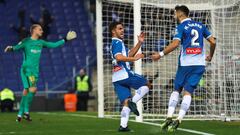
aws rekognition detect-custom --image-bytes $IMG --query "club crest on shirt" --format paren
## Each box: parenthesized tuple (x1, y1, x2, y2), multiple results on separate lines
(113, 65, 123, 72)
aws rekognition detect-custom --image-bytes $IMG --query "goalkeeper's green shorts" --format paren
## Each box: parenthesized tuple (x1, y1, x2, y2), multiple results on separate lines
(20, 68, 38, 89)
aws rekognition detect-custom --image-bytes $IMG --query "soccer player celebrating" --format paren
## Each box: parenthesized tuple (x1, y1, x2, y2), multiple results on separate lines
(4, 24, 77, 122)
(152, 5, 216, 132)
(109, 22, 151, 132)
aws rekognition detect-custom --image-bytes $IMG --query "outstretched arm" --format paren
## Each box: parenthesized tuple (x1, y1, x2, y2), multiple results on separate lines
(128, 32, 144, 57)
(42, 39, 65, 48)
(152, 39, 180, 60)
(43, 31, 77, 48)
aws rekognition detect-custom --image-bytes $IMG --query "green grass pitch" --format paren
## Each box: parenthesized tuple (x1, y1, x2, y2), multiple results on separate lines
(0, 112, 239, 135)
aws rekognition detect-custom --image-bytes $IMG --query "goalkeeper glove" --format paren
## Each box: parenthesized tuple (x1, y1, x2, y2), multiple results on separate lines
(4, 46, 13, 52)
(65, 31, 77, 41)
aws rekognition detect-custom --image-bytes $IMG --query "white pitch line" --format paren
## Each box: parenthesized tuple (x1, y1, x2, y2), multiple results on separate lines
(140, 121, 215, 135)
(38, 112, 215, 135)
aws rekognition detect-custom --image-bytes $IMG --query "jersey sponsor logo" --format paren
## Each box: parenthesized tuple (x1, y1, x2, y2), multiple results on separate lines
(30, 49, 41, 54)
(186, 48, 202, 54)
(113, 65, 123, 72)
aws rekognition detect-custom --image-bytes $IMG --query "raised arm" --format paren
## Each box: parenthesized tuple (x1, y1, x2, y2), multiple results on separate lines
(128, 32, 144, 57)
(152, 25, 183, 61)
(151, 39, 180, 61)
(113, 39, 144, 62)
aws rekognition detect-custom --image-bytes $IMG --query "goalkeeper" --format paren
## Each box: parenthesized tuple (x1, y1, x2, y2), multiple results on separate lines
(4, 24, 77, 122)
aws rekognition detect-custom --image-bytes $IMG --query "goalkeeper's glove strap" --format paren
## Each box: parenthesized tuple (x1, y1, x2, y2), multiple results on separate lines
(8, 46, 14, 52)
(64, 37, 68, 42)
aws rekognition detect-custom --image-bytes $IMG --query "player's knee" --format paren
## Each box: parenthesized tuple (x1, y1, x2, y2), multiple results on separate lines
(146, 81, 152, 89)
(29, 87, 37, 93)
(23, 89, 28, 96)
(183, 90, 191, 96)
(123, 99, 129, 106)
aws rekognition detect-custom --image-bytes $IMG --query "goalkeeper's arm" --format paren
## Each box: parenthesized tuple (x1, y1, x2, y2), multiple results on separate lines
(4, 40, 25, 52)
(43, 31, 77, 48)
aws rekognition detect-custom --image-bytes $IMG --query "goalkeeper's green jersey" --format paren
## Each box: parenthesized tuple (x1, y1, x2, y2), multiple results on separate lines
(13, 37, 65, 75)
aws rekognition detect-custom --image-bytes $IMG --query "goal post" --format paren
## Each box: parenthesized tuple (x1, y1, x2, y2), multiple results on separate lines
(133, 0, 143, 122)
(96, 0, 104, 118)
(97, 0, 240, 121)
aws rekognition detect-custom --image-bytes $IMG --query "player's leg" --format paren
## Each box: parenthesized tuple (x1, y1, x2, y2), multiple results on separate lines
(119, 99, 131, 132)
(23, 75, 38, 121)
(17, 69, 30, 122)
(125, 74, 149, 116)
(23, 86, 36, 121)
(160, 67, 184, 130)
(168, 66, 205, 132)
(113, 82, 131, 132)
(160, 90, 181, 131)
(130, 74, 150, 103)
(16, 89, 28, 122)
(168, 90, 191, 132)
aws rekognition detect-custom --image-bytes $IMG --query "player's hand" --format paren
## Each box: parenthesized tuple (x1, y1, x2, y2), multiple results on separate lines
(138, 32, 145, 44)
(66, 31, 77, 41)
(4, 46, 13, 52)
(134, 53, 144, 61)
(151, 52, 161, 61)
(205, 55, 212, 62)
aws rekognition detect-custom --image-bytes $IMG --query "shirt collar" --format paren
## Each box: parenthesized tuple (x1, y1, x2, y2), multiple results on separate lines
(112, 37, 123, 42)
(181, 18, 191, 23)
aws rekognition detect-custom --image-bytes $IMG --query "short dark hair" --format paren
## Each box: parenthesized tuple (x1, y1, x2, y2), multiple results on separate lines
(109, 21, 123, 36)
(175, 5, 189, 17)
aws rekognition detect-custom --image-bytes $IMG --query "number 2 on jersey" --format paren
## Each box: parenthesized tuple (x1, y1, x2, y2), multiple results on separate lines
(191, 29, 200, 46)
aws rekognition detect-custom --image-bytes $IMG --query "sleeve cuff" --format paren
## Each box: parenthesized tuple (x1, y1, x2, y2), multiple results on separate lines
(173, 37, 181, 41)
(114, 53, 122, 57)
(159, 51, 164, 57)
(206, 34, 212, 39)
(63, 38, 67, 42)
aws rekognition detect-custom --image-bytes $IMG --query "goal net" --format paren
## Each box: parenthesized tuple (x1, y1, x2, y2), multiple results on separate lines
(96, 0, 240, 121)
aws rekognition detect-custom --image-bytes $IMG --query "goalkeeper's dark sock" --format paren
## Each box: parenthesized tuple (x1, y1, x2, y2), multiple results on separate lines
(18, 95, 27, 117)
(24, 92, 35, 113)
